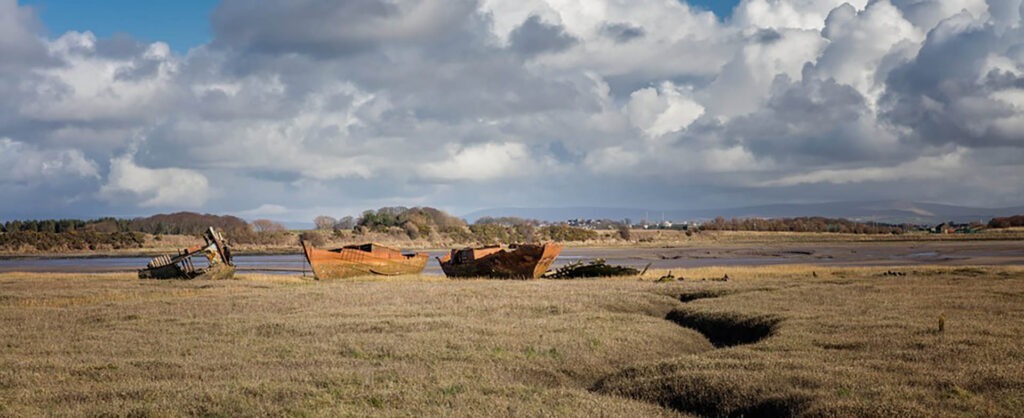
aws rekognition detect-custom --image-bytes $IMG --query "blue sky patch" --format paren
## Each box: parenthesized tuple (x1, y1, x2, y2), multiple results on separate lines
(22, 0, 218, 53)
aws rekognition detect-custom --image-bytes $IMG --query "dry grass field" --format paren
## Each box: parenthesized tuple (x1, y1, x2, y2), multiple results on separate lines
(1, 265, 1022, 416)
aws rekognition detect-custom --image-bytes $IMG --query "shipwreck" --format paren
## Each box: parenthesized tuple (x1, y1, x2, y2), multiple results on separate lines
(301, 242, 429, 279)
(438, 242, 562, 279)
(545, 259, 650, 279)
(138, 227, 234, 280)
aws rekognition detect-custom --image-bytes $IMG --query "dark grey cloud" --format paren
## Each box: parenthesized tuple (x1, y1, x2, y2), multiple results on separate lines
(600, 22, 646, 43)
(93, 33, 150, 59)
(211, 0, 397, 56)
(726, 73, 891, 165)
(752, 28, 782, 44)
(508, 15, 578, 56)
(888, 0, 997, 30)
(113, 56, 164, 81)
(211, 0, 480, 58)
(882, 13, 1024, 147)
(0, 0, 53, 71)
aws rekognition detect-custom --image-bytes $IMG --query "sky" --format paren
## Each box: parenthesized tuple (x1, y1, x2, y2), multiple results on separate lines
(1, 0, 1023, 223)
(20, 0, 219, 53)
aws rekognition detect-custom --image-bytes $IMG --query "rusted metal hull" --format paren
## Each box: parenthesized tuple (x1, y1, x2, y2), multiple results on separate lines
(438, 243, 562, 279)
(301, 241, 429, 279)
(138, 227, 235, 280)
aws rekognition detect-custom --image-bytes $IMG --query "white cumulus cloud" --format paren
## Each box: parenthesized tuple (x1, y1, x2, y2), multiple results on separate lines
(100, 154, 209, 208)
(626, 82, 704, 137)
(420, 142, 538, 181)
(0, 137, 99, 182)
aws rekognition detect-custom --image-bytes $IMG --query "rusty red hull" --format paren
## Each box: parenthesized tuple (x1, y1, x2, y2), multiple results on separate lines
(438, 243, 562, 279)
(301, 242, 429, 279)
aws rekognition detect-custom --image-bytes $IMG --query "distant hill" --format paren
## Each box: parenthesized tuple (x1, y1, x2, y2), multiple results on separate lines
(463, 201, 1024, 225)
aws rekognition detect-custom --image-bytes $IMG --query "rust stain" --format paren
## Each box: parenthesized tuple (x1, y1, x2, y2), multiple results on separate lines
(438, 243, 562, 279)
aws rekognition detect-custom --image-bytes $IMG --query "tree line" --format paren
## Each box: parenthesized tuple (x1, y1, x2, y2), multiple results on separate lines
(987, 215, 1024, 228)
(1, 213, 250, 235)
(309, 208, 598, 243)
(696, 216, 907, 234)
(0, 212, 292, 248)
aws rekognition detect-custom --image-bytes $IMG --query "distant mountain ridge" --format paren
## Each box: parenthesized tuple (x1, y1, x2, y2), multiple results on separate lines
(463, 201, 1024, 225)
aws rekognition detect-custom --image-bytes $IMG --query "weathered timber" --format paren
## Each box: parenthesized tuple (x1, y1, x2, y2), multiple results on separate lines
(545, 259, 649, 279)
(138, 227, 235, 280)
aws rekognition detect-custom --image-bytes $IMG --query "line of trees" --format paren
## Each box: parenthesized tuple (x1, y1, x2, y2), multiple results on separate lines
(312, 207, 468, 239)
(0, 208, 610, 251)
(987, 215, 1024, 228)
(0, 231, 146, 252)
(699, 216, 907, 234)
(1, 213, 252, 236)
(0, 213, 292, 247)
(1, 218, 128, 234)
(310, 208, 601, 243)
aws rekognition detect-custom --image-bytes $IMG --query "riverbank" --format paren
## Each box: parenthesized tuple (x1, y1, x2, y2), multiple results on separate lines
(2, 228, 1022, 259)
(3, 240, 1022, 276)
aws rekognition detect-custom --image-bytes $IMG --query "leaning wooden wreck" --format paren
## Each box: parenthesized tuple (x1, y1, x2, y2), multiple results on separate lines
(438, 243, 562, 279)
(301, 242, 429, 279)
(139, 227, 234, 280)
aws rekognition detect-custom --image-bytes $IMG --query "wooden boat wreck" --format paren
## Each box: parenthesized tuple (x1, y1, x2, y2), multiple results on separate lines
(438, 243, 562, 279)
(545, 259, 650, 279)
(301, 242, 429, 279)
(139, 227, 234, 280)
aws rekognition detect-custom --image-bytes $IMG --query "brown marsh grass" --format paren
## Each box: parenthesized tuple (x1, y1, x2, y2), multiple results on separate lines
(1, 265, 1022, 416)
(603, 265, 1024, 416)
(0, 272, 702, 416)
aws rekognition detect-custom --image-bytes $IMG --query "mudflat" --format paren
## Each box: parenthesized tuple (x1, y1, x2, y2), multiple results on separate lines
(562, 239, 1024, 269)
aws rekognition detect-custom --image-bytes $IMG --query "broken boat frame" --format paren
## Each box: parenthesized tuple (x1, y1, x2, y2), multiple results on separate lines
(138, 227, 235, 280)
(544, 258, 651, 279)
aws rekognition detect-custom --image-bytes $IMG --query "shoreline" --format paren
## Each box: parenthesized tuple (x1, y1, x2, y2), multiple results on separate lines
(1, 232, 1022, 259)
(3, 240, 1022, 275)
(0, 248, 303, 260)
